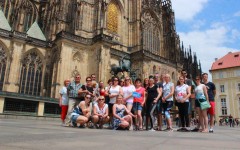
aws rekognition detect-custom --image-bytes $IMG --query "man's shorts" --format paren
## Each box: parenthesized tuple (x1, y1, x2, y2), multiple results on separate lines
(208, 101, 215, 115)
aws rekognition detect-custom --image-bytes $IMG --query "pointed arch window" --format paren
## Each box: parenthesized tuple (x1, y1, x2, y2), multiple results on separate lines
(0, 45, 7, 91)
(107, 2, 119, 33)
(19, 51, 43, 96)
(142, 12, 160, 55)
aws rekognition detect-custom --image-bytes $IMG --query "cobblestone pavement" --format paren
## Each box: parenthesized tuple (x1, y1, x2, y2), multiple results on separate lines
(0, 119, 240, 150)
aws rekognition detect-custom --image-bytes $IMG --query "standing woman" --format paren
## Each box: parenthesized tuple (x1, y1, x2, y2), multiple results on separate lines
(146, 77, 162, 131)
(194, 76, 209, 133)
(175, 76, 191, 131)
(98, 81, 106, 97)
(143, 78, 149, 89)
(59, 79, 70, 126)
(108, 77, 123, 118)
(162, 74, 174, 132)
(112, 95, 135, 130)
(133, 78, 146, 130)
(123, 76, 136, 111)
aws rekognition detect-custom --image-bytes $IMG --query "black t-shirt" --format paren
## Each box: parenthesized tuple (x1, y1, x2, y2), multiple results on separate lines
(155, 82, 163, 89)
(156, 82, 163, 100)
(185, 79, 192, 86)
(147, 85, 159, 104)
(204, 82, 216, 101)
(81, 85, 94, 94)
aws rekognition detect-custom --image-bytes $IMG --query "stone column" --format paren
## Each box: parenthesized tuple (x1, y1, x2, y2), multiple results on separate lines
(99, 45, 111, 83)
(0, 97, 5, 113)
(5, 41, 23, 93)
(38, 102, 45, 116)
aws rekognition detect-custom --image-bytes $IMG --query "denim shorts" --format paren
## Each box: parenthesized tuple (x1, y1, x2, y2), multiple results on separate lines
(71, 115, 80, 123)
(133, 102, 143, 111)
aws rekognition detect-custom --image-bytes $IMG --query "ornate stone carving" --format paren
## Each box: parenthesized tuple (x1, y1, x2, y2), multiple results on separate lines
(72, 69, 79, 78)
(73, 51, 83, 62)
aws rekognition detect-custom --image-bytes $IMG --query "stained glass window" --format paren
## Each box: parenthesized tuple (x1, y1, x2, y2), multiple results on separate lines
(107, 2, 119, 33)
(19, 51, 43, 96)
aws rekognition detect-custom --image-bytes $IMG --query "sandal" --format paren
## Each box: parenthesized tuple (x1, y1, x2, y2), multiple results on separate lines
(156, 127, 162, 131)
(139, 127, 143, 131)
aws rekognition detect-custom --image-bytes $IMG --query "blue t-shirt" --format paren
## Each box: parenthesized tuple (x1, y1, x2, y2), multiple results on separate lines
(204, 82, 216, 101)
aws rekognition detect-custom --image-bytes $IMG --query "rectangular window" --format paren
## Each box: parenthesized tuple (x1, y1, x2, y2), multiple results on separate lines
(238, 83, 240, 92)
(219, 72, 224, 78)
(220, 85, 225, 93)
(236, 70, 240, 77)
(239, 97, 240, 110)
(221, 98, 227, 115)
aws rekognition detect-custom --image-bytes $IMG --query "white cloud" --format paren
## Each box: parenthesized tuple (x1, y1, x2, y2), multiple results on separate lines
(234, 11, 240, 17)
(171, 0, 209, 21)
(179, 24, 239, 75)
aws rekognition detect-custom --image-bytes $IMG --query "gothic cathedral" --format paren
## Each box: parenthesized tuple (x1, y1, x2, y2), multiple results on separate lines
(0, 0, 200, 100)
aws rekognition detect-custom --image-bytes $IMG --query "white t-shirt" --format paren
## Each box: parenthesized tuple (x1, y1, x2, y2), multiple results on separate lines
(175, 84, 189, 102)
(94, 103, 108, 115)
(163, 82, 174, 101)
(59, 86, 69, 105)
(109, 85, 121, 104)
(122, 85, 136, 103)
(195, 84, 206, 99)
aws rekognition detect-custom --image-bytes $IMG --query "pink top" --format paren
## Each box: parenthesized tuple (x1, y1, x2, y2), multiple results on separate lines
(133, 87, 145, 103)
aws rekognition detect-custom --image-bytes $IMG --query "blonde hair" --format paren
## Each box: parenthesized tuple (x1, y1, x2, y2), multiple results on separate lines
(165, 74, 171, 81)
(92, 81, 97, 88)
(64, 79, 70, 86)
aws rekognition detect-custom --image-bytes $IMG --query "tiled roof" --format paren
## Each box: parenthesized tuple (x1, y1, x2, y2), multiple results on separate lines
(27, 21, 46, 41)
(0, 9, 11, 31)
(210, 51, 240, 71)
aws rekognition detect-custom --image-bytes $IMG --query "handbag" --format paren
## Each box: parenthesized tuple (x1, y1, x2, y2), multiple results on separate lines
(198, 99, 211, 110)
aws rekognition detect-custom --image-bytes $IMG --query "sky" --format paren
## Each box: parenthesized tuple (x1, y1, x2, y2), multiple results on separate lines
(171, 0, 240, 78)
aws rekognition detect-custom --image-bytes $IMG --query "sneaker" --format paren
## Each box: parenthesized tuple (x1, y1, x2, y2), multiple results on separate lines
(177, 128, 183, 132)
(129, 126, 133, 131)
(149, 128, 155, 131)
(182, 127, 190, 132)
(209, 128, 214, 133)
(191, 128, 199, 132)
(72, 122, 77, 127)
(78, 124, 86, 128)
(166, 128, 173, 132)
(163, 127, 170, 131)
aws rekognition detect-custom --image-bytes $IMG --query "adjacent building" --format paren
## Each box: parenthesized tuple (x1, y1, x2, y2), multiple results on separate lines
(210, 52, 240, 121)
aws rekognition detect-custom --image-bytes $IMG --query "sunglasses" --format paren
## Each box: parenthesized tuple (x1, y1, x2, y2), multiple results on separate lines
(114, 80, 119, 81)
(86, 80, 92, 81)
(75, 77, 80, 78)
(196, 79, 200, 80)
(99, 99, 104, 101)
(85, 97, 91, 99)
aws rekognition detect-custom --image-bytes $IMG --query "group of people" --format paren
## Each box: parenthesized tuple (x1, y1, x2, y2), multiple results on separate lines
(219, 115, 239, 127)
(59, 70, 216, 133)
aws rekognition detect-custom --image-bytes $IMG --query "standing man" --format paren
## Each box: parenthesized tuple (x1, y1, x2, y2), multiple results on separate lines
(65, 74, 84, 126)
(154, 73, 163, 131)
(91, 74, 98, 89)
(202, 73, 216, 133)
(181, 70, 192, 127)
(181, 70, 192, 88)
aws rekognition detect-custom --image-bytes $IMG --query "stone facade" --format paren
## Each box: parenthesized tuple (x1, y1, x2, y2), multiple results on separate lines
(0, 0, 201, 101)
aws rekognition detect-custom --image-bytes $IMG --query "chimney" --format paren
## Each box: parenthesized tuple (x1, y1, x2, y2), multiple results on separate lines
(215, 58, 218, 61)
